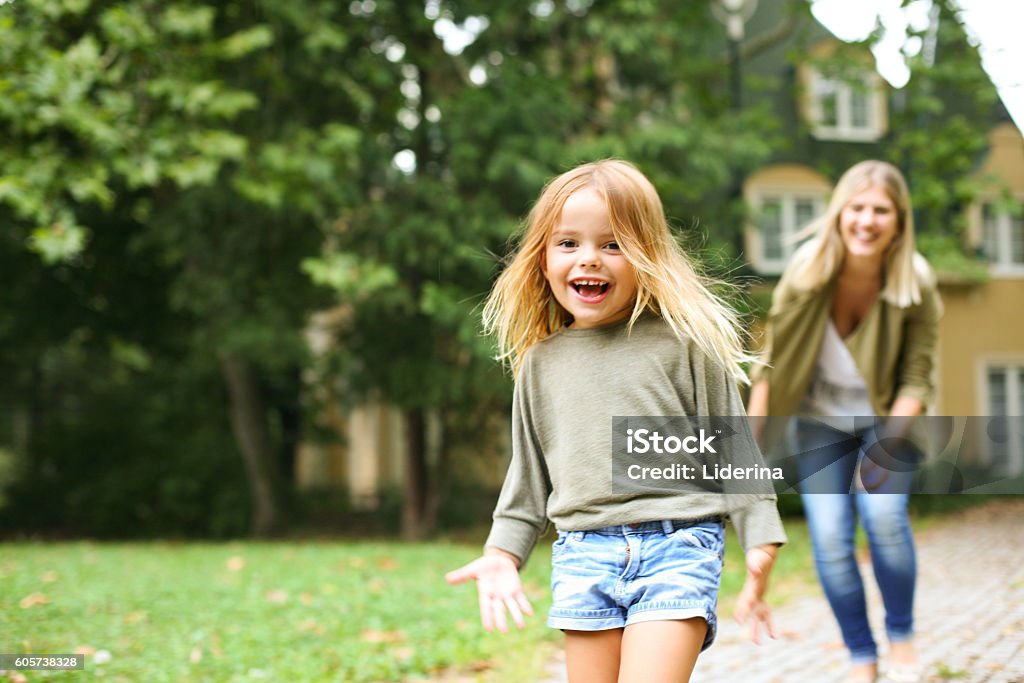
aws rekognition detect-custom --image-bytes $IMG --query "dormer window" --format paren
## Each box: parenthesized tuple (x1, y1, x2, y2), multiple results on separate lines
(807, 70, 886, 142)
(797, 40, 888, 143)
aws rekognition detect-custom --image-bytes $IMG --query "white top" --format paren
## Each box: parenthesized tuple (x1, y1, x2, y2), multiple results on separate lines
(799, 320, 875, 420)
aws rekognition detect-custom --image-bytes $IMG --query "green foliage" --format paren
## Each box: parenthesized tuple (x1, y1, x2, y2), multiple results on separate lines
(0, 0, 1012, 537)
(0, 0, 373, 534)
(916, 233, 990, 283)
(889, 0, 1001, 239)
(0, 329, 250, 538)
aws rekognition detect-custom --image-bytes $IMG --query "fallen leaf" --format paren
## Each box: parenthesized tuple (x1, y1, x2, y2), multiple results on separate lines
(226, 556, 246, 572)
(297, 619, 325, 635)
(469, 660, 494, 672)
(391, 646, 415, 662)
(264, 589, 288, 604)
(19, 593, 49, 609)
(360, 629, 404, 644)
(377, 557, 399, 571)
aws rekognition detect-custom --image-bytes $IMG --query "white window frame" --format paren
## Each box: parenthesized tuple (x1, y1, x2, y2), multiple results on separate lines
(749, 191, 826, 274)
(807, 70, 885, 142)
(980, 199, 1024, 277)
(976, 358, 1024, 477)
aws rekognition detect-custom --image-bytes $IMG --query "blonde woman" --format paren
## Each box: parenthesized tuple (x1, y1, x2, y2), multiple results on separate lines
(748, 160, 942, 683)
(446, 159, 786, 683)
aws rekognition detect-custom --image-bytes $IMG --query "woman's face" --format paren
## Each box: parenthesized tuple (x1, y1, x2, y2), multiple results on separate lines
(838, 184, 901, 263)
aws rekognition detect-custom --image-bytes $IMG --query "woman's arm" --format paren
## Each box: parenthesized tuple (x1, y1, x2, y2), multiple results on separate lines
(746, 379, 770, 443)
(747, 379, 769, 416)
(893, 281, 943, 407)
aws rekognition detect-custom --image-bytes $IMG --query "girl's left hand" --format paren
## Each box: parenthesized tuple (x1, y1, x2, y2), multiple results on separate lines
(734, 545, 778, 645)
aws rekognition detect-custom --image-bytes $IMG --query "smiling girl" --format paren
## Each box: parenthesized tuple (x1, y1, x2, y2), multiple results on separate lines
(446, 159, 786, 683)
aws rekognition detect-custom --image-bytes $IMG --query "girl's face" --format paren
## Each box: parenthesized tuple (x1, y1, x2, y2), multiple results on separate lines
(542, 188, 638, 329)
(838, 184, 900, 264)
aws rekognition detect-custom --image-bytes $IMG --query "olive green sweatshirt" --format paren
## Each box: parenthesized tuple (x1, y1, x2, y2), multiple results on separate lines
(484, 313, 787, 566)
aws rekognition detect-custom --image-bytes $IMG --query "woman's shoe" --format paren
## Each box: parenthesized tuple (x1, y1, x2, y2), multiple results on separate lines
(843, 666, 877, 683)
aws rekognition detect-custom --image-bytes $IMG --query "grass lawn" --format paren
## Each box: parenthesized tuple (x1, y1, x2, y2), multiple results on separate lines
(19, 502, 996, 682)
(1, 539, 561, 682)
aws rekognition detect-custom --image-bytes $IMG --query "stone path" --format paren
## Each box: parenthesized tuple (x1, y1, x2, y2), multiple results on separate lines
(538, 499, 1024, 683)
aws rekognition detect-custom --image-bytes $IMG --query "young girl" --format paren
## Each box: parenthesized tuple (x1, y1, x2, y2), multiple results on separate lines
(446, 159, 787, 683)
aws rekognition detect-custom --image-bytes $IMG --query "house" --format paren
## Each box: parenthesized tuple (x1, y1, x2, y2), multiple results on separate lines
(736, 1, 1024, 475)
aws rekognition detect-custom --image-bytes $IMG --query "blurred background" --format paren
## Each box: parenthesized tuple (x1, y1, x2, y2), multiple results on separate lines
(1, 0, 1022, 542)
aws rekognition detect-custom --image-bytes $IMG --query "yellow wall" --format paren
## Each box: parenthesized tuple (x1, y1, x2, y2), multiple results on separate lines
(977, 122, 1024, 193)
(942, 121, 1024, 415)
(936, 279, 1024, 415)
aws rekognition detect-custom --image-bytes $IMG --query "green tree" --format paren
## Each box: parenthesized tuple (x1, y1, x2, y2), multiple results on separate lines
(0, 0, 367, 535)
(889, 0, 1001, 270)
(301, 1, 796, 538)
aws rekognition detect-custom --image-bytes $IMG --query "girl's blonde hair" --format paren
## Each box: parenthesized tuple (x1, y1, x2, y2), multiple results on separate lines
(482, 159, 754, 383)
(787, 160, 928, 307)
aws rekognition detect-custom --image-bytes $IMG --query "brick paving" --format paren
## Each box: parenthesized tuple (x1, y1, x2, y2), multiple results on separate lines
(538, 499, 1024, 683)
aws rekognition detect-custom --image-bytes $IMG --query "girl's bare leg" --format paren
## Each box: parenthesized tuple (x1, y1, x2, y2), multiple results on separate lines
(564, 628, 623, 683)
(617, 618, 706, 683)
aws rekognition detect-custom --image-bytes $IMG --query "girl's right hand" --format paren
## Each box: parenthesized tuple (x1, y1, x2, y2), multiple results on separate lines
(445, 550, 534, 632)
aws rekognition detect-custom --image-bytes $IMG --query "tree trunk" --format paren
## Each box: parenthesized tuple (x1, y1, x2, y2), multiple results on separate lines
(401, 407, 430, 540)
(219, 353, 285, 537)
(423, 410, 446, 536)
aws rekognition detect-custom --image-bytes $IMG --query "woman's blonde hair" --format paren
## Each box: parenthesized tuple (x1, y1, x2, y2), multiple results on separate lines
(482, 159, 754, 383)
(787, 160, 928, 307)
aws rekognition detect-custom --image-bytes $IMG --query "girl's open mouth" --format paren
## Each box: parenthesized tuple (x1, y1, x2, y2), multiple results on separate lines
(571, 279, 609, 301)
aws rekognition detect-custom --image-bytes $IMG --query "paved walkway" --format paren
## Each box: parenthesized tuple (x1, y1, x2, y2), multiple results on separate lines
(538, 499, 1024, 683)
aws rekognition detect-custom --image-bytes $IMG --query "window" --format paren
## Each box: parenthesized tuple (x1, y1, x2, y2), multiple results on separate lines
(807, 70, 885, 142)
(981, 201, 1024, 274)
(752, 193, 823, 274)
(983, 364, 1024, 476)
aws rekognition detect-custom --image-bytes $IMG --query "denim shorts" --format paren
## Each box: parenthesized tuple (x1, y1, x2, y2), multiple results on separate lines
(547, 518, 724, 650)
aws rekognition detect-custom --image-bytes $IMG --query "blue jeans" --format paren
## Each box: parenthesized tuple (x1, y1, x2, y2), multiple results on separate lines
(795, 419, 916, 665)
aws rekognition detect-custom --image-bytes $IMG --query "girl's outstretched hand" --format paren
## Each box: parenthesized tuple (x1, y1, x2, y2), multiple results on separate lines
(446, 549, 534, 633)
(734, 544, 778, 645)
